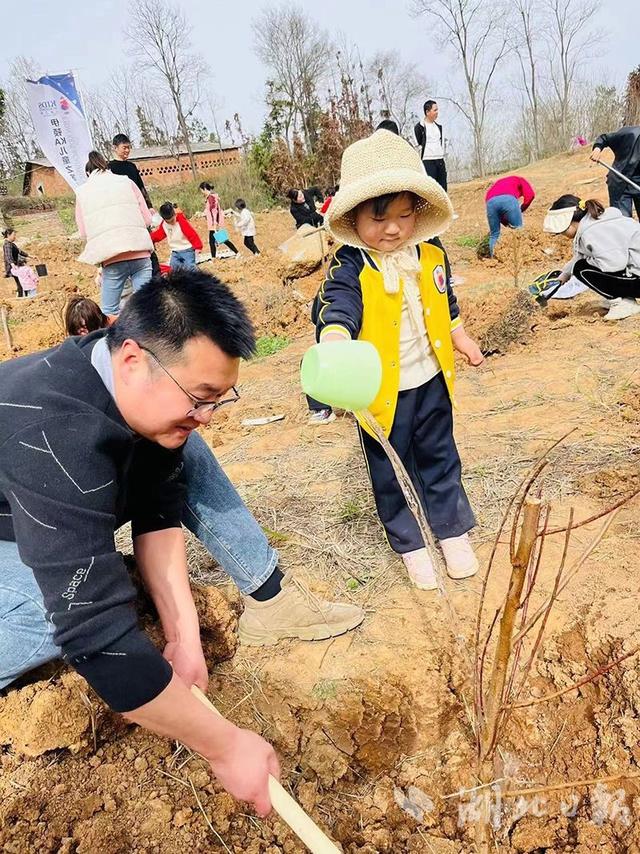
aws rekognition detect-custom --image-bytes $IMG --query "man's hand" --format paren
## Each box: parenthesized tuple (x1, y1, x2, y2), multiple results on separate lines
(209, 726, 281, 817)
(590, 148, 602, 163)
(164, 639, 208, 692)
(451, 328, 485, 366)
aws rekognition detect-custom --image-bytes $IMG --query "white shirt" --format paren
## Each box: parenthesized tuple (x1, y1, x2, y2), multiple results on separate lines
(421, 121, 444, 160)
(233, 208, 256, 237)
(398, 274, 441, 391)
(164, 219, 192, 252)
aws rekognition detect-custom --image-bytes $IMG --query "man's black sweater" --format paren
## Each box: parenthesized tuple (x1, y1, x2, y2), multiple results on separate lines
(0, 332, 185, 711)
(109, 158, 152, 207)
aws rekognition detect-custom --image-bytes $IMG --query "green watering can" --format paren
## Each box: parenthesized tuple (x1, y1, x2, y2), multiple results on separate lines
(300, 340, 382, 412)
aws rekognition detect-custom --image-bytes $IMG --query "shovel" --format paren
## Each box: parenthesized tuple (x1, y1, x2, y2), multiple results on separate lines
(191, 686, 341, 853)
(598, 161, 640, 195)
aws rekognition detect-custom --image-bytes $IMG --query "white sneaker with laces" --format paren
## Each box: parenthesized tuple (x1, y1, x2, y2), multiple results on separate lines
(604, 298, 640, 321)
(308, 409, 336, 425)
(439, 534, 479, 579)
(401, 548, 438, 590)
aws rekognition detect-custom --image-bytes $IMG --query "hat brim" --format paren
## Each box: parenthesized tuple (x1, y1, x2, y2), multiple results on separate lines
(326, 167, 454, 250)
(543, 207, 575, 234)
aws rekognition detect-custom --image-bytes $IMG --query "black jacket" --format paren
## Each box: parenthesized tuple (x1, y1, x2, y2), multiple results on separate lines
(593, 126, 640, 192)
(414, 121, 444, 160)
(290, 190, 323, 229)
(0, 331, 185, 711)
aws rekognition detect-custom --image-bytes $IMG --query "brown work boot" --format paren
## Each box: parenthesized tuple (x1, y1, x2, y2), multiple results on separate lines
(238, 572, 365, 646)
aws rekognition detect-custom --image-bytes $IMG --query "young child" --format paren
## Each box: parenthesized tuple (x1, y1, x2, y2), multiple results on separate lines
(3, 228, 29, 297)
(228, 199, 260, 255)
(151, 202, 203, 270)
(543, 194, 640, 321)
(199, 182, 239, 258)
(312, 129, 484, 589)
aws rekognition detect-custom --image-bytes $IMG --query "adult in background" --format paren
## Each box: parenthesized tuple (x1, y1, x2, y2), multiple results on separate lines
(287, 188, 323, 229)
(485, 175, 535, 256)
(543, 194, 640, 321)
(109, 133, 160, 276)
(109, 133, 152, 208)
(414, 100, 447, 191)
(75, 151, 153, 316)
(591, 126, 640, 220)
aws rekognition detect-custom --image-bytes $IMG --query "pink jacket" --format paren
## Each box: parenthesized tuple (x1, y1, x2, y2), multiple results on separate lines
(204, 194, 225, 231)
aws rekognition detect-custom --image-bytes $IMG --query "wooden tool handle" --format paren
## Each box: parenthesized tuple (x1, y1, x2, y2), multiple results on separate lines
(191, 686, 340, 854)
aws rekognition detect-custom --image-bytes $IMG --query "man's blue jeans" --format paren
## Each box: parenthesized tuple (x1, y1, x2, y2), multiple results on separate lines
(101, 257, 153, 315)
(170, 248, 196, 270)
(0, 431, 277, 690)
(486, 195, 523, 256)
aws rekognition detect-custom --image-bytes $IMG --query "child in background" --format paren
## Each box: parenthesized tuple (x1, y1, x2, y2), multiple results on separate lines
(3, 228, 29, 298)
(199, 182, 239, 258)
(313, 129, 484, 589)
(64, 296, 108, 336)
(151, 203, 203, 270)
(228, 199, 260, 255)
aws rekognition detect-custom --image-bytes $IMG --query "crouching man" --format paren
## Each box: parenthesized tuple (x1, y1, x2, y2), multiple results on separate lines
(0, 270, 363, 813)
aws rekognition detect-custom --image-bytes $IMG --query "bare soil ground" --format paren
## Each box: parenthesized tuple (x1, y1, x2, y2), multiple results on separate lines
(3, 148, 640, 852)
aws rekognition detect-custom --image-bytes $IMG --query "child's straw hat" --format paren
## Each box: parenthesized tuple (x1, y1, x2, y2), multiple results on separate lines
(326, 129, 453, 250)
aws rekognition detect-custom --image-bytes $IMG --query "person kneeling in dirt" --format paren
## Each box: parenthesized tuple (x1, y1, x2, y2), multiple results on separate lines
(0, 270, 363, 814)
(313, 129, 484, 591)
(62, 293, 364, 644)
(543, 195, 640, 321)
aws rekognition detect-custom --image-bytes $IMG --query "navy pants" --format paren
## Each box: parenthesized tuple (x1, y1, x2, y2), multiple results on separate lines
(359, 372, 475, 553)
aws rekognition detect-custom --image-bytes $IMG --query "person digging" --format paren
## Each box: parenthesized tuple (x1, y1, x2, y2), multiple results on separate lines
(0, 270, 363, 815)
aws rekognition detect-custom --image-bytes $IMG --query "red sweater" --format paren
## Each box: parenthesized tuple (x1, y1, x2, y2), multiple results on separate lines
(151, 212, 203, 250)
(485, 176, 535, 211)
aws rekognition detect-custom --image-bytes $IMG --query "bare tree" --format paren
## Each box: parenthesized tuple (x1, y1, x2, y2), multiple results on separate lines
(0, 57, 41, 175)
(368, 50, 430, 138)
(411, 0, 510, 176)
(125, 0, 209, 179)
(508, 0, 543, 160)
(253, 3, 331, 153)
(544, 0, 598, 145)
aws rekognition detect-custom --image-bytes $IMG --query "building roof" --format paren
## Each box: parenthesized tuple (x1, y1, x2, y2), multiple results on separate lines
(25, 141, 240, 169)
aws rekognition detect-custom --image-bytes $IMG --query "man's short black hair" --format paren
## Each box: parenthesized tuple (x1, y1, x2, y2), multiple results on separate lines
(159, 201, 176, 220)
(112, 133, 132, 147)
(106, 269, 256, 361)
(423, 100, 437, 115)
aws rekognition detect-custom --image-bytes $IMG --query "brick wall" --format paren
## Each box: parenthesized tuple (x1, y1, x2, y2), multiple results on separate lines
(26, 148, 242, 197)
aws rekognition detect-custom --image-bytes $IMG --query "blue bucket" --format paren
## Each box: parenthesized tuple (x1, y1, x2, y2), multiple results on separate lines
(214, 229, 229, 244)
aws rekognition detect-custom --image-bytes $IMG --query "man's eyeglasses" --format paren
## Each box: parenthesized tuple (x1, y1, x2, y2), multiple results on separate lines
(140, 346, 240, 421)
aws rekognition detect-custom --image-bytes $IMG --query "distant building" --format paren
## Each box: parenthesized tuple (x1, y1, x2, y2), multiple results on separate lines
(22, 141, 242, 197)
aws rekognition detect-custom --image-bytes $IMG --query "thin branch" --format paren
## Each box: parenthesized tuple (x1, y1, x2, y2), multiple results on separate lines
(543, 486, 640, 536)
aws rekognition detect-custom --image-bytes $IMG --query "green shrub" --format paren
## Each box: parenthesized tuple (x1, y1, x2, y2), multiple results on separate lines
(456, 234, 481, 248)
(149, 162, 275, 218)
(254, 335, 290, 358)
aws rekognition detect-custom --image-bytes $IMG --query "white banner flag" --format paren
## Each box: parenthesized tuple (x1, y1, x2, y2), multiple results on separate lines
(26, 71, 93, 190)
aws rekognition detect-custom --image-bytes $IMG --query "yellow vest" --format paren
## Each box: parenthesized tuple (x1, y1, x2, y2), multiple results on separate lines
(356, 243, 459, 439)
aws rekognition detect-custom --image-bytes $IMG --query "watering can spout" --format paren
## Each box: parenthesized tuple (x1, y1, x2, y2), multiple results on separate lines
(300, 340, 382, 412)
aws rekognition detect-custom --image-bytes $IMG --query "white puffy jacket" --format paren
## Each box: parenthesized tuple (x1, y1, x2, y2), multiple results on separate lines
(562, 207, 640, 278)
(76, 171, 153, 265)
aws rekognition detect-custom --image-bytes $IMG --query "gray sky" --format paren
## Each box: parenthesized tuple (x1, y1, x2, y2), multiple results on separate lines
(1, 0, 636, 138)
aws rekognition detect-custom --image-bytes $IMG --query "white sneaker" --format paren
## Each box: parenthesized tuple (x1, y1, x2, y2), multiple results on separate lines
(401, 548, 438, 590)
(439, 534, 479, 579)
(308, 409, 336, 425)
(604, 298, 640, 321)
